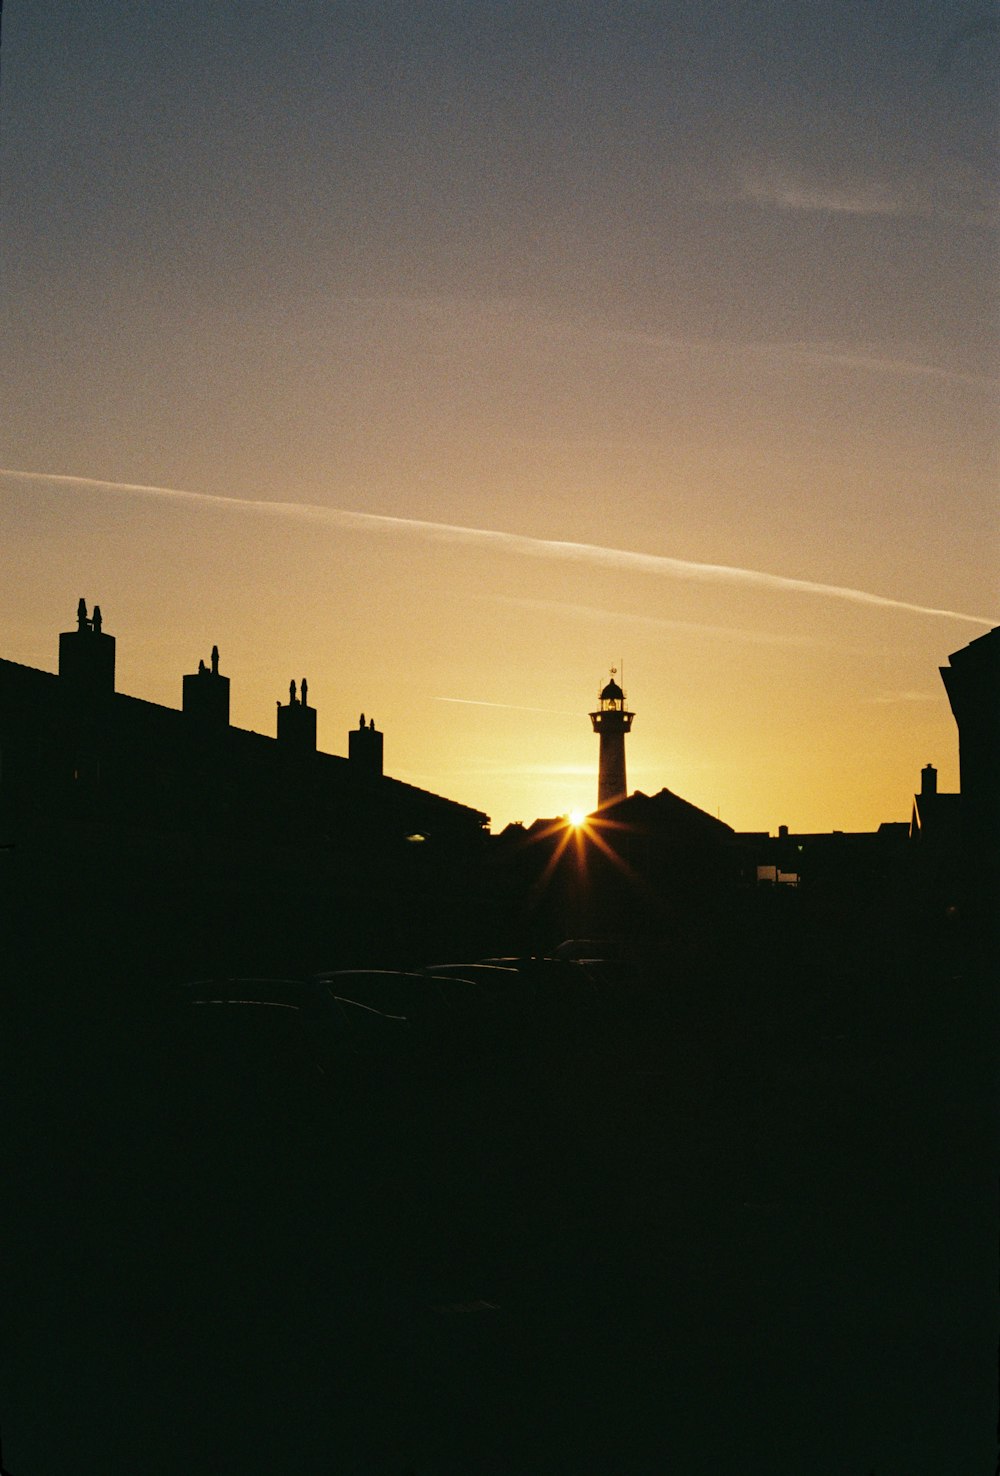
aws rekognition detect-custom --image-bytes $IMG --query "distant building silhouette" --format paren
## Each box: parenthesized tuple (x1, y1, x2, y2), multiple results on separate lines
(590, 670, 634, 809)
(909, 763, 960, 847)
(940, 624, 1000, 949)
(907, 761, 961, 913)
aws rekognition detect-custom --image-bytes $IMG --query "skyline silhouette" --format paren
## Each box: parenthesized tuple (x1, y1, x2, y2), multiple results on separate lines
(3, 594, 993, 982)
(4, 593, 992, 845)
(0, 541, 991, 835)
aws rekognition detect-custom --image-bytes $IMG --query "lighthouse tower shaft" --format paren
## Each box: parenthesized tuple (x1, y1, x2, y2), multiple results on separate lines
(590, 675, 634, 809)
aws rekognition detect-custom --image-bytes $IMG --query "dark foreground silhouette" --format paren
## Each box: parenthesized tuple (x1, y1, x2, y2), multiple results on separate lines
(1, 914, 994, 1476)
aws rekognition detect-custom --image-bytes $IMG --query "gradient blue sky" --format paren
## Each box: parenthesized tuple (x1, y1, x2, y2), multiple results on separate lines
(1, 1, 996, 829)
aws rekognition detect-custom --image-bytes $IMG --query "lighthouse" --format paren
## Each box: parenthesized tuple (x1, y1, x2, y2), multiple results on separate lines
(590, 670, 634, 809)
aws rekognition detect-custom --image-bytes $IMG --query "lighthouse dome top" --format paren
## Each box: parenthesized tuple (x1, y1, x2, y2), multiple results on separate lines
(600, 675, 624, 703)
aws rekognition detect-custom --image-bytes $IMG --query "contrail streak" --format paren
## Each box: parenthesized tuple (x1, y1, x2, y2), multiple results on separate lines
(2, 467, 994, 627)
(435, 696, 581, 717)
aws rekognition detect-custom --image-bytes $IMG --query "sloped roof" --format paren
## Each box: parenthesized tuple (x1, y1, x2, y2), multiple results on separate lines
(599, 787, 735, 841)
(0, 655, 489, 834)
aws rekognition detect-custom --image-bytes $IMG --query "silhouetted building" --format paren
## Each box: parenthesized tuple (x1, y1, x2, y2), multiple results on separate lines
(0, 601, 490, 971)
(590, 670, 634, 809)
(940, 627, 1000, 827)
(737, 819, 913, 916)
(494, 784, 742, 948)
(0, 602, 488, 848)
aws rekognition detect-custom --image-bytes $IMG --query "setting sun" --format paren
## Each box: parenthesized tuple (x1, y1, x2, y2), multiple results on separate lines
(568, 808, 587, 828)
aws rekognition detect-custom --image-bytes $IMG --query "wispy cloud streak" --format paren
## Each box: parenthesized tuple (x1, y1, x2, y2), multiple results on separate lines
(491, 596, 825, 648)
(348, 298, 997, 389)
(2, 467, 994, 627)
(596, 328, 995, 391)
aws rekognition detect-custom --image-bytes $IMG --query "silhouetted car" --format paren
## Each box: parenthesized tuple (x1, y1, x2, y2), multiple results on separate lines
(177, 975, 337, 1011)
(421, 962, 512, 978)
(173, 976, 414, 1084)
(550, 938, 623, 964)
(309, 969, 451, 1054)
(309, 968, 444, 1016)
(548, 939, 627, 989)
(157, 979, 428, 1231)
(420, 963, 534, 1043)
(478, 955, 601, 1020)
(311, 967, 527, 1058)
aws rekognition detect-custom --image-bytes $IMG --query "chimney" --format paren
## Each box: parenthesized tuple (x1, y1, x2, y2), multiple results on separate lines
(277, 678, 317, 754)
(349, 713, 384, 776)
(58, 598, 116, 701)
(183, 647, 230, 732)
(920, 764, 937, 797)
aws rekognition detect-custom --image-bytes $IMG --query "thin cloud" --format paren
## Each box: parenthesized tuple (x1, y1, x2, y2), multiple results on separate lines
(2, 467, 995, 627)
(774, 343, 993, 389)
(736, 160, 995, 230)
(740, 167, 918, 218)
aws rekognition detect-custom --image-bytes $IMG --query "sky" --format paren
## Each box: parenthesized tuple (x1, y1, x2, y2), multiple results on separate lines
(1, 0, 996, 832)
